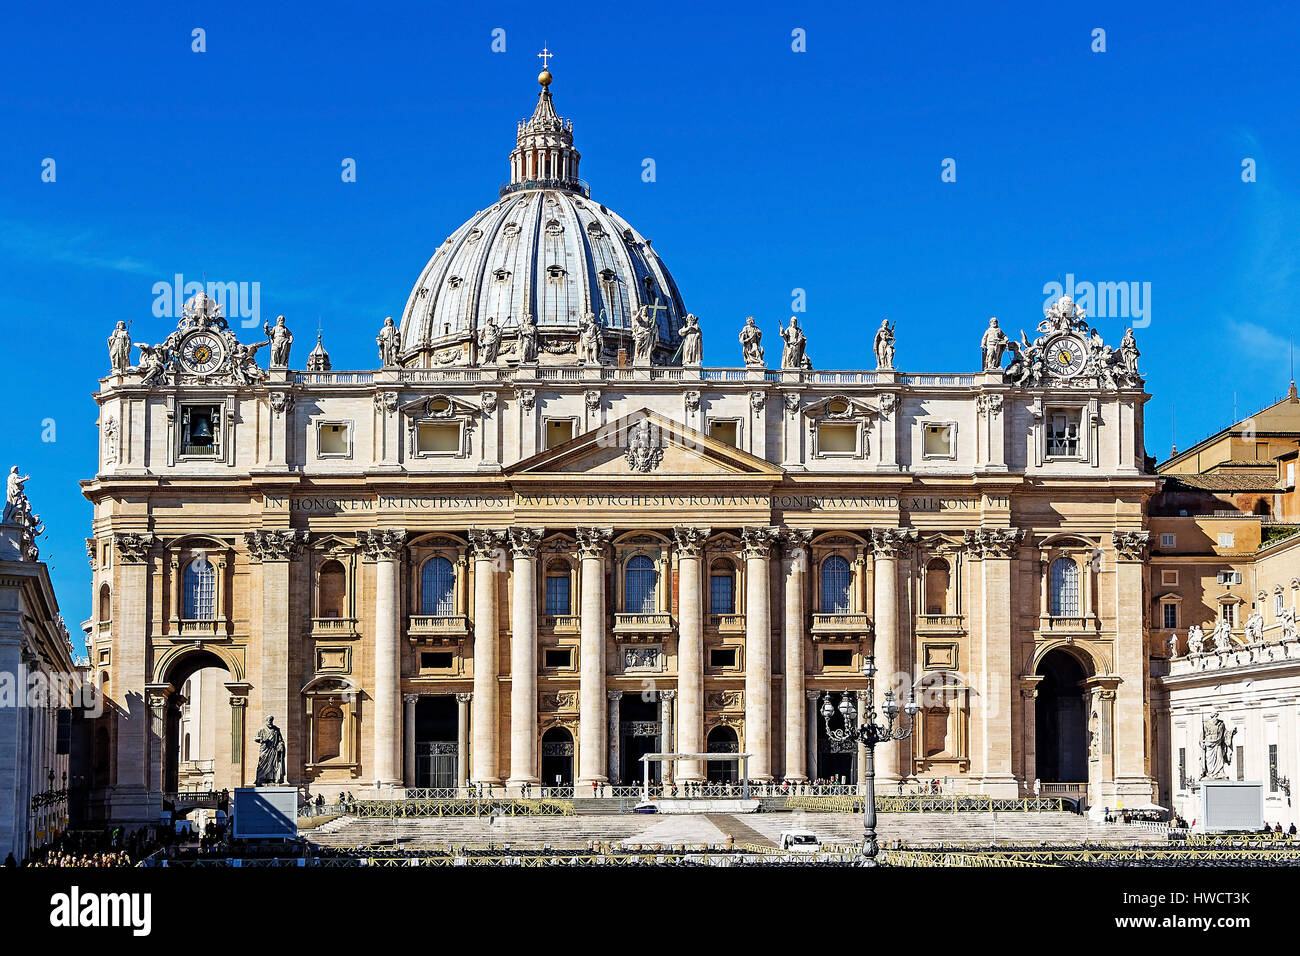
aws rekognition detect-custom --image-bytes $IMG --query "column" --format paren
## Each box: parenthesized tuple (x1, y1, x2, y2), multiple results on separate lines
(455, 693, 471, 790)
(1111, 531, 1156, 801)
(672, 526, 709, 781)
(806, 690, 821, 784)
(967, 527, 1022, 797)
(576, 527, 612, 786)
(403, 694, 418, 788)
(870, 527, 913, 786)
(226, 684, 251, 788)
(245, 529, 307, 784)
(469, 528, 505, 785)
(660, 690, 676, 785)
(782, 529, 812, 781)
(741, 527, 779, 780)
(110, 533, 154, 822)
(362, 529, 406, 787)
(607, 691, 623, 784)
(507, 527, 544, 790)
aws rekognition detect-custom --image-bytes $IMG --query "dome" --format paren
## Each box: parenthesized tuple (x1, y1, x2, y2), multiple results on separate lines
(398, 69, 688, 367)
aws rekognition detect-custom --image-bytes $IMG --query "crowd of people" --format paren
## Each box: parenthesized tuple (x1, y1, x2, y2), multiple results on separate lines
(7, 827, 158, 868)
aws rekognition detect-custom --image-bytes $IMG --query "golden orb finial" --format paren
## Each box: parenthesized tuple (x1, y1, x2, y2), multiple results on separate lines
(538, 68, 552, 88)
(537, 47, 554, 88)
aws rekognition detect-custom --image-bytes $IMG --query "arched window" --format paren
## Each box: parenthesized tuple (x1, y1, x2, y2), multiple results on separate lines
(318, 560, 347, 618)
(420, 557, 456, 616)
(925, 558, 950, 615)
(98, 583, 111, 623)
(545, 559, 571, 617)
(183, 557, 216, 620)
(709, 559, 736, 615)
(1049, 557, 1080, 616)
(624, 555, 658, 614)
(821, 555, 852, 614)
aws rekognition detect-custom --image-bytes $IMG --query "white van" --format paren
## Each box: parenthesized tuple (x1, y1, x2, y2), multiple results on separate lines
(778, 830, 821, 853)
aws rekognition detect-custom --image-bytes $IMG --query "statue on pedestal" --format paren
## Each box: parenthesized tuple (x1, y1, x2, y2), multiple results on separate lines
(1186, 624, 1205, 655)
(3, 467, 30, 524)
(739, 316, 765, 367)
(980, 317, 1007, 371)
(631, 305, 657, 365)
(578, 312, 603, 364)
(874, 319, 896, 370)
(1244, 610, 1264, 643)
(1199, 711, 1235, 781)
(1167, 631, 1180, 658)
(477, 316, 503, 365)
(254, 716, 286, 786)
(677, 313, 702, 365)
(377, 316, 401, 367)
(1211, 616, 1233, 652)
(264, 315, 293, 368)
(779, 316, 807, 370)
(517, 312, 538, 364)
(108, 321, 132, 373)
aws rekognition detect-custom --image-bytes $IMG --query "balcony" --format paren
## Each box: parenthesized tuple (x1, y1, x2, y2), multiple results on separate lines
(709, 613, 746, 633)
(311, 617, 358, 638)
(1041, 615, 1100, 635)
(407, 615, 470, 644)
(810, 613, 874, 639)
(613, 612, 674, 636)
(916, 614, 965, 634)
(173, 618, 226, 639)
(542, 614, 581, 633)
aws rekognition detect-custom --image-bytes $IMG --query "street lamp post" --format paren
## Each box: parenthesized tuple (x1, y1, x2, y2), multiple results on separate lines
(820, 655, 919, 866)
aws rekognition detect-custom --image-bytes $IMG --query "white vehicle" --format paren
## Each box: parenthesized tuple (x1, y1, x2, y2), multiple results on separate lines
(778, 830, 821, 853)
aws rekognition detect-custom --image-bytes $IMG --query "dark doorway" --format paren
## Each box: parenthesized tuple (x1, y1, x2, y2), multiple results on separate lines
(620, 692, 661, 785)
(1035, 650, 1089, 782)
(816, 691, 858, 785)
(541, 726, 574, 787)
(414, 696, 458, 788)
(706, 725, 739, 783)
(162, 650, 230, 794)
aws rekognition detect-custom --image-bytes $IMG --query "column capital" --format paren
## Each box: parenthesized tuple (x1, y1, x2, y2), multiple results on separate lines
(606, 690, 624, 701)
(871, 527, 918, 559)
(575, 526, 613, 559)
(468, 527, 507, 560)
(243, 528, 309, 562)
(805, 689, 822, 701)
(962, 526, 1024, 559)
(740, 526, 780, 559)
(672, 525, 711, 557)
(507, 526, 546, 559)
(360, 528, 408, 561)
(1111, 530, 1151, 561)
(455, 692, 473, 703)
(403, 693, 420, 705)
(113, 532, 155, 564)
(780, 526, 814, 555)
(660, 689, 676, 702)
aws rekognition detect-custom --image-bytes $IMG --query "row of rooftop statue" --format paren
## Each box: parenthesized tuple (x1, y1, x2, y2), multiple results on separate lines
(105, 291, 1142, 388)
(1169, 610, 1300, 658)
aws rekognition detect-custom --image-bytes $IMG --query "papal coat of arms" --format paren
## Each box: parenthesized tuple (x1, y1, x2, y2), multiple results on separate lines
(624, 419, 664, 473)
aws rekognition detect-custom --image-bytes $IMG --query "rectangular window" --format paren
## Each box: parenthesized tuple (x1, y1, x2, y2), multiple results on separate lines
(1270, 744, 1279, 792)
(1160, 533, 1176, 548)
(709, 647, 737, 668)
(318, 422, 351, 456)
(818, 423, 858, 454)
(1178, 748, 1187, 790)
(420, 652, 454, 670)
(709, 420, 739, 446)
(416, 422, 461, 454)
(1160, 569, 1179, 586)
(1045, 409, 1081, 457)
(1221, 604, 1237, 628)
(543, 648, 572, 669)
(822, 648, 853, 668)
(1217, 570, 1242, 586)
(1217, 532, 1235, 549)
(1162, 603, 1178, 629)
(1276, 593, 1285, 616)
(709, 574, 735, 615)
(1236, 745, 1245, 781)
(180, 404, 222, 457)
(545, 575, 571, 617)
(544, 419, 575, 449)
(922, 423, 954, 458)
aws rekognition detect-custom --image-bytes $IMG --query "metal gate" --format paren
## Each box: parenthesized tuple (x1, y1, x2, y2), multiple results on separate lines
(416, 742, 458, 788)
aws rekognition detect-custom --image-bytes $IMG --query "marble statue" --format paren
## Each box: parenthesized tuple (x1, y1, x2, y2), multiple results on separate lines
(108, 321, 132, 373)
(264, 315, 293, 368)
(1211, 616, 1233, 652)
(1186, 624, 1205, 655)
(230, 341, 268, 386)
(1119, 328, 1140, 377)
(477, 316, 503, 365)
(254, 716, 286, 786)
(1281, 608, 1298, 641)
(980, 317, 1007, 371)
(377, 316, 401, 367)
(779, 316, 807, 370)
(1200, 711, 1235, 781)
(517, 312, 538, 363)
(3, 467, 30, 524)
(136, 343, 168, 386)
(1244, 610, 1264, 643)
(631, 304, 656, 365)
(678, 313, 702, 365)
(739, 316, 765, 367)
(874, 319, 896, 370)
(1167, 631, 1180, 658)
(578, 312, 603, 364)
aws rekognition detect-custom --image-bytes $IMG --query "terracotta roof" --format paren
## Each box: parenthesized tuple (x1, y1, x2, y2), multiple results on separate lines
(1162, 474, 1281, 492)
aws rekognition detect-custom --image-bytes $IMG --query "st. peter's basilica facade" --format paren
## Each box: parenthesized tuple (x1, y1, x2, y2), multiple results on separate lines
(82, 66, 1157, 823)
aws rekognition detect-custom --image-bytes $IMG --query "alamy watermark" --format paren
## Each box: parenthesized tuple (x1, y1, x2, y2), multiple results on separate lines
(1042, 273, 1151, 327)
(152, 274, 262, 327)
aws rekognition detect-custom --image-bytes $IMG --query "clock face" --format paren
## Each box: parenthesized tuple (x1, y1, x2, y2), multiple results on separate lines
(180, 331, 225, 375)
(1045, 336, 1087, 378)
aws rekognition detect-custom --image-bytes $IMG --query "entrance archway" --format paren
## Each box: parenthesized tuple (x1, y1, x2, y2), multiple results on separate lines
(540, 726, 574, 787)
(619, 692, 661, 785)
(162, 650, 232, 796)
(414, 696, 459, 788)
(1035, 649, 1090, 783)
(706, 725, 739, 782)
(816, 691, 859, 785)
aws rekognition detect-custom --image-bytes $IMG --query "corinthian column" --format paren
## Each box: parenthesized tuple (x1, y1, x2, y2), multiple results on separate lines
(741, 526, 779, 780)
(468, 528, 506, 785)
(507, 527, 545, 790)
(362, 528, 407, 787)
(870, 527, 915, 786)
(672, 525, 710, 782)
(781, 528, 813, 781)
(575, 527, 612, 787)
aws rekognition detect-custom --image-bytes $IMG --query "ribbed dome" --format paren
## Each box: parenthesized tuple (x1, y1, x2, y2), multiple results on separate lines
(397, 72, 688, 367)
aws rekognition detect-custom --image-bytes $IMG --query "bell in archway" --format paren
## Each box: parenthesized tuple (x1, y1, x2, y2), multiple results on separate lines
(190, 413, 213, 445)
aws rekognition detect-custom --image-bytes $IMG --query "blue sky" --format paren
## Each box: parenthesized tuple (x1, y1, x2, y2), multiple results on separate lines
(2, 0, 1298, 638)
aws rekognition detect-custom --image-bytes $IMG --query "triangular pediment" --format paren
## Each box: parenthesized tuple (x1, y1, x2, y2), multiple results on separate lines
(507, 408, 784, 481)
